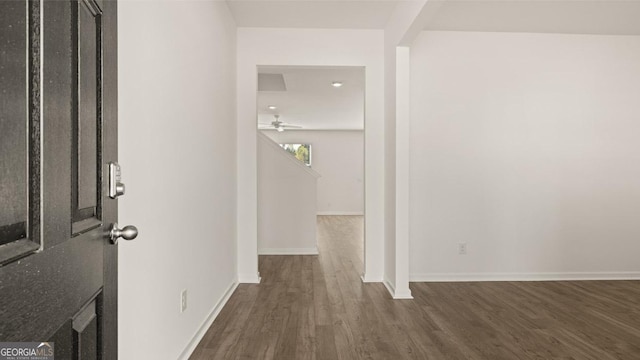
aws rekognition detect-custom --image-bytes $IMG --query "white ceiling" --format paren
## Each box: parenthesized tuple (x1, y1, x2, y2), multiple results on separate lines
(226, 0, 399, 29)
(227, 0, 640, 35)
(257, 66, 365, 130)
(421, 0, 640, 35)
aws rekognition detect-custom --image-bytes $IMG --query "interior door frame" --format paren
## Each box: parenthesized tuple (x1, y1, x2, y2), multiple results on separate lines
(254, 65, 367, 273)
(235, 30, 386, 284)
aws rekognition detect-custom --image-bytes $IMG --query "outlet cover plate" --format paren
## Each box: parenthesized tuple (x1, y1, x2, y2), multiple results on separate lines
(181, 289, 188, 313)
(458, 243, 467, 255)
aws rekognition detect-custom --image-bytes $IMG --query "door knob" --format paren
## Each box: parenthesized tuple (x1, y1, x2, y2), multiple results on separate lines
(109, 223, 138, 244)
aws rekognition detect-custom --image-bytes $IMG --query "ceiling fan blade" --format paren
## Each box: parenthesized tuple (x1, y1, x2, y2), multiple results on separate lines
(281, 124, 302, 128)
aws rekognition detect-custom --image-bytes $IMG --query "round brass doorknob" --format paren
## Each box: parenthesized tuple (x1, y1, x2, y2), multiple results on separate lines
(109, 223, 138, 244)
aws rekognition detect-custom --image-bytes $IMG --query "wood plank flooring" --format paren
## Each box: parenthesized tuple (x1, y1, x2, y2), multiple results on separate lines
(190, 215, 640, 359)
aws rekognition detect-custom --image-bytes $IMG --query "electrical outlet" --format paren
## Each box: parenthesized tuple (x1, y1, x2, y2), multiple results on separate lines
(458, 243, 467, 255)
(180, 289, 188, 313)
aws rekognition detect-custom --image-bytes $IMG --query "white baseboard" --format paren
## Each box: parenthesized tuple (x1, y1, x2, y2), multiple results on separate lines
(410, 272, 640, 282)
(383, 277, 414, 299)
(317, 211, 364, 216)
(238, 273, 262, 284)
(258, 247, 319, 255)
(178, 279, 239, 360)
(360, 273, 383, 283)
(383, 278, 395, 296)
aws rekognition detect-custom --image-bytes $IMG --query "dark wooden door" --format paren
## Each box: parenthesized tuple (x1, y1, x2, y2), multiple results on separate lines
(0, 0, 118, 358)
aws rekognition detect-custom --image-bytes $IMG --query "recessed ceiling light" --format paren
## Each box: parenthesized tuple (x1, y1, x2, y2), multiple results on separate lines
(331, 81, 343, 88)
(268, 105, 277, 110)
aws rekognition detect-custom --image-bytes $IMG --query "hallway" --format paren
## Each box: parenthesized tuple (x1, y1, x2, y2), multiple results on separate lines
(191, 216, 640, 359)
(190, 215, 369, 359)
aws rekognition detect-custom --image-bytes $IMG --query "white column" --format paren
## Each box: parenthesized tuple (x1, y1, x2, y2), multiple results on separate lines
(393, 46, 413, 299)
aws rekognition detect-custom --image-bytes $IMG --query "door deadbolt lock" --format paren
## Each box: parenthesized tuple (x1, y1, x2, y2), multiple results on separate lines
(109, 162, 126, 199)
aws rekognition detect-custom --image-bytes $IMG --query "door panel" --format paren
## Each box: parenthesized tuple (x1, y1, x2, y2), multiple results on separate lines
(0, 2, 28, 246)
(0, 0, 39, 261)
(43, 0, 73, 250)
(0, 0, 118, 358)
(73, 0, 103, 233)
(73, 297, 99, 359)
(75, 0, 100, 217)
(49, 293, 102, 359)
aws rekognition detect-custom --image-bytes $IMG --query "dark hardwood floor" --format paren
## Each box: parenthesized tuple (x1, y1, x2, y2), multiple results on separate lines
(191, 215, 640, 359)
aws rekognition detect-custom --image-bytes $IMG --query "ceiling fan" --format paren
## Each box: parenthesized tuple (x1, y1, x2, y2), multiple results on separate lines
(258, 115, 302, 132)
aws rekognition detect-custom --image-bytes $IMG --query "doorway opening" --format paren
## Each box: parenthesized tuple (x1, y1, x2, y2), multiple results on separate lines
(256, 66, 366, 278)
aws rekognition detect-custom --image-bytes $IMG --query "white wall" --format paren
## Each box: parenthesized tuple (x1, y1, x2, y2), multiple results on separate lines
(258, 134, 320, 254)
(410, 31, 640, 280)
(263, 130, 364, 215)
(118, 2, 237, 359)
(237, 28, 385, 283)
